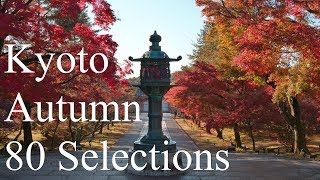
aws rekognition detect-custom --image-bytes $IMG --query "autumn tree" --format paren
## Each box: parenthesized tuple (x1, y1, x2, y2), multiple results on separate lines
(0, 0, 120, 148)
(196, 0, 320, 154)
(166, 62, 281, 149)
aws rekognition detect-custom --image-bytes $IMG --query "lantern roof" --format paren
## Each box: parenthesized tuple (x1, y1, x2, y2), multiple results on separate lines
(129, 31, 182, 62)
(142, 31, 168, 59)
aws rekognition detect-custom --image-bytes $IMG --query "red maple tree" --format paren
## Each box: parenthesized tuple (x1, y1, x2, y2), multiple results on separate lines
(166, 62, 282, 149)
(0, 0, 124, 148)
(196, 0, 320, 154)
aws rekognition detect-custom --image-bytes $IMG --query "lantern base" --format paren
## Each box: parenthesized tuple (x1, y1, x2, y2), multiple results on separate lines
(127, 121, 185, 176)
(133, 139, 177, 152)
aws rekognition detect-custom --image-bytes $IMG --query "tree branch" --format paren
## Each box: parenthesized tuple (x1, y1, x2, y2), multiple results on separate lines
(226, 81, 242, 94)
(220, 0, 237, 18)
(25, 0, 33, 6)
(1, 0, 8, 12)
(23, 54, 53, 65)
(45, 49, 64, 55)
(59, 73, 81, 85)
(0, 46, 33, 56)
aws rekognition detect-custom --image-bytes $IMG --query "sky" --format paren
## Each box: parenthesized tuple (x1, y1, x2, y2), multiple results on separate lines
(107, 0, 204, 78)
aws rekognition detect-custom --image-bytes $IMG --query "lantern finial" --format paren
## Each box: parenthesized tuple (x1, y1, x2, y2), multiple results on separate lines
(149, 30, 161, 51)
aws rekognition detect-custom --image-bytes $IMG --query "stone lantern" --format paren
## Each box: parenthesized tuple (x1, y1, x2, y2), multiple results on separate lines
(128, 31, 182, 175)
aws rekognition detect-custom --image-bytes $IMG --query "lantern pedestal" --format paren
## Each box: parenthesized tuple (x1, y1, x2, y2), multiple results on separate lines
(126, 121, 184, 176)
(134, 85, 174, 149)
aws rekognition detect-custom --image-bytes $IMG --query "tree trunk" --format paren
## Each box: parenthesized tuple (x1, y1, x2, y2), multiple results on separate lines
(0, 37, 4, 52)
(13, 124, 23, 141)
(75, 127, 83, 150)
(205, 126, 211, 134)
(290, 97, 309, 154)
(278, 96, 309, 154)
(247, 120, 255, 151)
(92, 122, 100, 138)
(216, 129, 223, 139)
(68, 120, 75, 141)
(51, 121, 60, 150)
(205, 120, 212, 134)
(98, 122, 104, 133)
(23, 103, 33, 149)
(293, 122, 308, 154)
(233, 123, 242, 148)
(197, 120, 201, 128)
